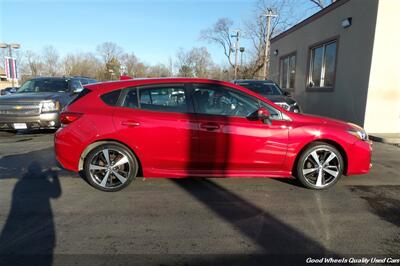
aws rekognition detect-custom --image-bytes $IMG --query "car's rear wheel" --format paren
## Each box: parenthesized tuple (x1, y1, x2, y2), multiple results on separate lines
(296, 142, 343, 189)
(83, 143, 138, 192)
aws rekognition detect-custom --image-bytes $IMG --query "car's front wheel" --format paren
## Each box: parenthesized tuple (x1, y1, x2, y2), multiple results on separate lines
(296, 142, 344, 189)
(83, 143, 138, 192)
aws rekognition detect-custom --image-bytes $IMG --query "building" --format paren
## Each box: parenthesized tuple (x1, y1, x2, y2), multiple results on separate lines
(269, 0, 400, 134)
(0, 67, 15, 91)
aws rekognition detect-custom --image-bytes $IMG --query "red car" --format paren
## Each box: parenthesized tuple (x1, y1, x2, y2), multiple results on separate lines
(55, 78, 372, 192)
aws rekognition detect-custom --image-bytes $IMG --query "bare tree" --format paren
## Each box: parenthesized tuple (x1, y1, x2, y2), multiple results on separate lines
(242, 0, 301, 78)
(200, 18, 235, 68)
(24, 50, 43, 77)
(175, 47, 214, 78)
(134, 62, 148, 78)
(42, 46, 59, 76)
(309, 0, 334, 9)
(120, 52, 140, 76)
(96, 42, 124, 80)
(96, 42, 123, 64)
(190, 47, 213, 78)
(62, 52, 101, 78)
(175, 48, 194, 77)
(146, 63, 171, 78)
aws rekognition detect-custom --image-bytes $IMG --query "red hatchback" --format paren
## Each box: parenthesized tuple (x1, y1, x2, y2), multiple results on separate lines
(55, 78, 372, 191)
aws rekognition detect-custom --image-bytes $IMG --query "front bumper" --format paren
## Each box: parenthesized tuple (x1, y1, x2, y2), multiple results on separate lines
(0, 112, 60, 130)
(346, 140, 372, 175)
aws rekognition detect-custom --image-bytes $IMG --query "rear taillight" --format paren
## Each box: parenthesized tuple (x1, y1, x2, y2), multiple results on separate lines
(60, 112, 82, 125)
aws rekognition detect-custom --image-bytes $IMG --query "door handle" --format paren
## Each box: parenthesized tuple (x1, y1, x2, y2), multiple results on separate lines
(121, 120, 140, 127)
(200, 123, 220, 131)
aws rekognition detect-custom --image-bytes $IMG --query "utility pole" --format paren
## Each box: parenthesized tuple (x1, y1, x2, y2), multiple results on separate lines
(262, 9, 277, 80)
(231, 29, 241, 80)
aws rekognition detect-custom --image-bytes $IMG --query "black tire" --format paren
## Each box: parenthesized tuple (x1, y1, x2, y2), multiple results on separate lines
(83, 143, 138, 192)
(295, 142, 344, 190)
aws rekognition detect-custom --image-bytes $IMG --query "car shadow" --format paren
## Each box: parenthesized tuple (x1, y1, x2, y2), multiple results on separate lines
(0, 147, 73, 180)
(272, 177, 304, 188)
(173, 178, 329, 252)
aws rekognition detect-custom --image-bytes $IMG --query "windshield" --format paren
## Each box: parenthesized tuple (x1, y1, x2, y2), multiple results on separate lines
(237, 82, 283, 96)
(17, 79, 69, 93)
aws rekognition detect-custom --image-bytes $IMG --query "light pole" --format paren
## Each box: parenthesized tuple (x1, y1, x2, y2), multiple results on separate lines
(0, 43, 20, 88)
(261, 9, 277, 80)
(230, 29, 241, 80)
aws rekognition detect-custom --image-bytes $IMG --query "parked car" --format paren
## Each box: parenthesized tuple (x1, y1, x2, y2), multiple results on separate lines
(55, 78, 371, 192)
(0, 76, 97, 130)
(232, 79, 301, 113)
(0, 87, 18, 96)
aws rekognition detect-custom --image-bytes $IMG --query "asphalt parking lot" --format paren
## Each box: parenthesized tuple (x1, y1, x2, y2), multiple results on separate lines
(0, 131, 399, 265)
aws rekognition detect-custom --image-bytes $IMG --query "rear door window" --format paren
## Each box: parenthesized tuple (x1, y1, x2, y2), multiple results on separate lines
(192, 84, 259, 117)
(138, 86, 188, 113)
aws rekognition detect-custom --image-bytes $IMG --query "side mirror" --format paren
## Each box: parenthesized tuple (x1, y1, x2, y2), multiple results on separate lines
(257, 107, 271, 124)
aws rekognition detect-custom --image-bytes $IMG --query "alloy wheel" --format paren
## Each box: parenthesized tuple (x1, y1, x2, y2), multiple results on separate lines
(89, 148, 131, 189)
(302, 148, 341, 188)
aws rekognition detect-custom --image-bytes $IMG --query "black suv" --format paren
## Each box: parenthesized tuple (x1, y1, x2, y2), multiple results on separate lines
(232, 79, 301, 113)
(0, 76, 97, 130)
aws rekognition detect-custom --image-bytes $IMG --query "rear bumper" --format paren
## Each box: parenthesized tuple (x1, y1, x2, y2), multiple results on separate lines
(346, 140, 372, 175)
(55, 133, 78, 172)
(0, 112, 60, 130)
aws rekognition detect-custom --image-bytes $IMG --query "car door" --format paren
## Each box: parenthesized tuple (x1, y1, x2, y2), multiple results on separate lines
(112, 84, 198, 174)
(190, 83, 289, 175)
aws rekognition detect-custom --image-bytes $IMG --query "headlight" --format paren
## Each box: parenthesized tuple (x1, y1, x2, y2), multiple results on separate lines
(347, 123, 368, 141)
(40, 100, 60, 113)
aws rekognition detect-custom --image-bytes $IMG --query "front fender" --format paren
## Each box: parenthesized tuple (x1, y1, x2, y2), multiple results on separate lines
(282, 123, 358, 175)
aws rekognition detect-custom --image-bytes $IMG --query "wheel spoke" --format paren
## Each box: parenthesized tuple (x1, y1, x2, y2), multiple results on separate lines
(303, 168, 318, 175)
(323, 152, 337, 166)
(113, 155, 129, 167)
(310, 151, 321, 166)
(325, 165, 338, 169)
(102, 149, 110, 166)
(323, 168, 339, 177)
(316, 169, 324, 187)
(100, 170, 111, 187)
(112, 170, 127, 184)
(90, 164, 107, 170)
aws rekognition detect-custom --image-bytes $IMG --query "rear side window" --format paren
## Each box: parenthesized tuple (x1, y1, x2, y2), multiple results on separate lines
(139, 86, 187, 113)
(68, 88, 91, 105)
(101, 89, 122, 106)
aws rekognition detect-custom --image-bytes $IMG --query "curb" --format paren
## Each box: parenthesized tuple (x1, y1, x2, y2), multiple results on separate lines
(369, 135, 400, 145)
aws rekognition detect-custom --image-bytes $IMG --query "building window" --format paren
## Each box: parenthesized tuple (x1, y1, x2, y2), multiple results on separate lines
(308, 40, 337, 89)
(280, 53, 296, 90)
